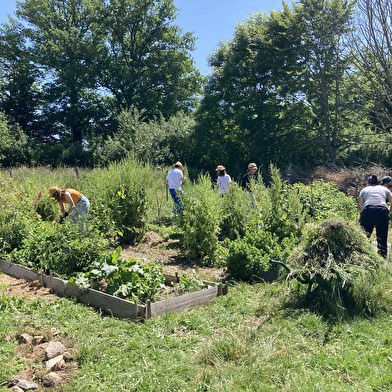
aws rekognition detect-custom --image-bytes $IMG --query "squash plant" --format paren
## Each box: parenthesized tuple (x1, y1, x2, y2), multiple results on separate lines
(70, 247, 165, 304)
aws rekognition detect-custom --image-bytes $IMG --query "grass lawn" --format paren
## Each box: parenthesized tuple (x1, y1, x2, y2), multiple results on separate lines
(1, 278, 392, 392)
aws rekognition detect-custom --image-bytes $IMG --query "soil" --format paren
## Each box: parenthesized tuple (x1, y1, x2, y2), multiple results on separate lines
(121, 230, 226, 282)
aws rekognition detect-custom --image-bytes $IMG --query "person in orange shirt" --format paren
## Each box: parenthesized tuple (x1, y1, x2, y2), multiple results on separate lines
(48, 186, 90, 227)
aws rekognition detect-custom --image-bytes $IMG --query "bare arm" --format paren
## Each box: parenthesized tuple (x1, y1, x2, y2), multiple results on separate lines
(359, 196, 365, 211)
(63, 192, 76, 215)
(387, 193, 392, 212)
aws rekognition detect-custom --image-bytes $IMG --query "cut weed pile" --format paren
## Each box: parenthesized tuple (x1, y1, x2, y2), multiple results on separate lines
(286, 219, 392, 316)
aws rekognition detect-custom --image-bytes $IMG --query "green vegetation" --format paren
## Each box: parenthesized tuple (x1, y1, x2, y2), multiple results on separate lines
(0, 161, 391, 390)
(0, 161, 367, 282)
(1, 0, 392, 173)
(2, 276, 392, 391)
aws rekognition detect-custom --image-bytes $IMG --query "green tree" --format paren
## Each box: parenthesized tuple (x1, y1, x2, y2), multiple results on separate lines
(98, 0, 203, 119)
(15, 0, 108, 145)
(0, 21, 44, 141)
(351, 0, 392, 134)
(0, 113, 30, 166)
(192, 0, 358, 174)
(92, 106, 194, 166)
(297, 0, 356, 165)
(192, 4, 316, 175)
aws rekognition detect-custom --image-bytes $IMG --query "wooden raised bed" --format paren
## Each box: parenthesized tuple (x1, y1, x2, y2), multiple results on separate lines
(0, 260, 228, 319)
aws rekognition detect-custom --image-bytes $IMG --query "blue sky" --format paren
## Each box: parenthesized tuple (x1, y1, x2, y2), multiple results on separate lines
(1, 0, 285, 75)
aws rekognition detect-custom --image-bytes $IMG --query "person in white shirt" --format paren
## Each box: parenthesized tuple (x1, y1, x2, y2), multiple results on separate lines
(359, 175, 392, 257)
(216, 165, 231, 195)
(165, 161, 185, 214)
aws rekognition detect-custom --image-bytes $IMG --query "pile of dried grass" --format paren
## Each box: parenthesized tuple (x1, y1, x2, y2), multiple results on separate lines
(287, 219, 382, 301)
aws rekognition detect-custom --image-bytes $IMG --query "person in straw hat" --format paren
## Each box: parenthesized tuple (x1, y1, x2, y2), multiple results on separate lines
(216, 165, 231, 194)
(165, 161, 185, 214)
(241, 162, 258, 191)
(48, 186, 90, 227)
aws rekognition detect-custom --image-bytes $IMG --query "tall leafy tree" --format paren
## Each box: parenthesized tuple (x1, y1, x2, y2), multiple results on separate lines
(298, 0, 356, 165)
(99, 0, 202, 119)
(192, 0, 358, 174)
(0, 0, 201, 159)
(351, 0, 392, 133)
(0, 21, 43, 141)
(15, 0, 108, 144)
(192, 4, 316, 174)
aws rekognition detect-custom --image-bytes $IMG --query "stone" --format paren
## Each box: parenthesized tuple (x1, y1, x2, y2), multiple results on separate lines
(45, 355, 65, 371)
(10, 379, 39, 390)
(18, 333, 33, 345)
(10, 386, 24, 392)
(32, 336, 45, 345)
(63, 351, 73, 362)
(45, 341, 66, 360)
(43, 372, 63, 388)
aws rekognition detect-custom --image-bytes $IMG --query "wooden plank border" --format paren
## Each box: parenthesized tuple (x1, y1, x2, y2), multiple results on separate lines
(0, 260, 227, 319)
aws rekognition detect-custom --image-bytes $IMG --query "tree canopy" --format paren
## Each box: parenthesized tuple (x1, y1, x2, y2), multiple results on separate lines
(0, 0, 391, 172)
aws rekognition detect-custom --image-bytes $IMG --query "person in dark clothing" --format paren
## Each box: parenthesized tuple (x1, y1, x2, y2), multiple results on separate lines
(241, 163, 258, 191)
(359, 175, 392, 258)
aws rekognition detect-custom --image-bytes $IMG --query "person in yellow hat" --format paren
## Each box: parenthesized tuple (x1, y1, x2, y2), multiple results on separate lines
(216, 165, 231, 194)
(165, 162, 185, 214)
(48, 186, 90, 227)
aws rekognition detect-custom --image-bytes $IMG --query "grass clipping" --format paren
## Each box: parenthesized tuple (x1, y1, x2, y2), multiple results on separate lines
(287, 219, 383, 302)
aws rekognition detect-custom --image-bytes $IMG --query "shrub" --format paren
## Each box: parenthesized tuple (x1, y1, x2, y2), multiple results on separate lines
(218, 183, 261, 241)
(293, 179, 358, 222)
(7, 221, 111, 277)
(108, 183, 147, 244)
(226, 240, 269, 281)
(35, 192, 57, 222)
(226, 229, 293, 281)
(257, 165, 306, 241)
(181, 175, 221, 264)
(0, 178, 35, 253)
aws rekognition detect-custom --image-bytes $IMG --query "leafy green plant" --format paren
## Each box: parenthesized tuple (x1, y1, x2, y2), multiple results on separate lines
(218, 183, 260, 241)
(107, 183, 147, 244)
(7, 221, 110, 276)
(181, 175, 222, 264)
(71, 247, 166, 304)
(293, 179, 358, 222)
(35, 193, 56, 222)
(226, 219, 297, 281)
(171, 269, 209, 295)
(226, 233, 275, 281)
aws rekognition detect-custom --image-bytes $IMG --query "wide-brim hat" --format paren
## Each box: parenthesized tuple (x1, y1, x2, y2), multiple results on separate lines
(48, 186, 59, 197)
(216, 165, 225, 171)
(173, 161, 183, 169)
(248, 163, 258, 170)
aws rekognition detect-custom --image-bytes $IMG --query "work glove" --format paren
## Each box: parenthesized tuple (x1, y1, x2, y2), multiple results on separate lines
(59, 211, 69, 224)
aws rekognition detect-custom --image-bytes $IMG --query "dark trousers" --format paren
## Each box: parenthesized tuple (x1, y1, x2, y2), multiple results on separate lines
(360, 206, 389, 257)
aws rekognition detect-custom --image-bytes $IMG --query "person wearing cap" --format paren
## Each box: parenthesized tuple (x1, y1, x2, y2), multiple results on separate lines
(216, 165, 231, 194)
(359, 175, 392, 257)
(381, 176, 392, 189)
(165, 161, 185, 214)
(241, 163, 258, 191)
(48, 186, 90, 227)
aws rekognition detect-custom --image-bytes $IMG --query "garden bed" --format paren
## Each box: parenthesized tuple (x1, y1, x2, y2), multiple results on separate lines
(0, 260, 228, 319)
